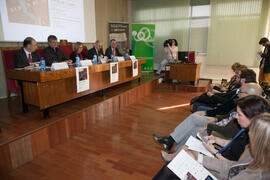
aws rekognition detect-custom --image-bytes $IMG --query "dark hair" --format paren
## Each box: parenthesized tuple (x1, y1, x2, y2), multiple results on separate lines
(237, 95, 270, 119)
(172, 39, 178, 46)
(23, 37, 34, 47)
(259, 37, 269, 45)
(47, 35, 57, 42)
(111, 39, 116, 42)
(240, 69, 256, 83)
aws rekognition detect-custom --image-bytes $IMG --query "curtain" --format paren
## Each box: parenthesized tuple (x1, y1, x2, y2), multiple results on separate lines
(207, 0, 267, 67)
(131, 0, 190, 64)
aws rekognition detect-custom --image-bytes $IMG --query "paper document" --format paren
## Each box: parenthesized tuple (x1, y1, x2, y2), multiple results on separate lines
(132, 59, 138, 77)
(110, 62, 119, 83)
(185, 136, 214, 157)
(256, 53, 262, 60)
(168, 150, 217, 180)
(76, 67, 90, 93)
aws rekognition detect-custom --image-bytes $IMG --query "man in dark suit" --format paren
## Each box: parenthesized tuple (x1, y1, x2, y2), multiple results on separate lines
(258, 37, 270, 85)
(105, 39, 122, 58)
(14, 37, 41, 68)
(88, 40, 104, 59)
(42, 35, 72, 66)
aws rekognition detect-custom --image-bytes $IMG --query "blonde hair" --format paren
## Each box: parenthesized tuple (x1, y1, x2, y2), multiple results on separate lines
(74, 42, 83, 51)
(249, 113, 270, 172)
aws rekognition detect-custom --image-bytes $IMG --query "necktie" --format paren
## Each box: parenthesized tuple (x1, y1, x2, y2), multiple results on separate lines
(113, 48, 115, 56)
(28, 53, 32, 63)
(218, 128, 246, 154)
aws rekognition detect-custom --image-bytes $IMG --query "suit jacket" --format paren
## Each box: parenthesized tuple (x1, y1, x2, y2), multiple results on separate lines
(261, 44, 270, 73)
(105, 46, 122, 58)
(42, 47, 68, 66)
(13, 48, 41, 68)
(87, 47, 104, 59)
(69, 51, 87, 63)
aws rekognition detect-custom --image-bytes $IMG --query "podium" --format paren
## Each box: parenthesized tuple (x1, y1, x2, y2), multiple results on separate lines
(168, 63, 201, 84)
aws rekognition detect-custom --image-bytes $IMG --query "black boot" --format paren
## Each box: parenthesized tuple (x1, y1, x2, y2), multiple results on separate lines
(152, 134, 175, 151)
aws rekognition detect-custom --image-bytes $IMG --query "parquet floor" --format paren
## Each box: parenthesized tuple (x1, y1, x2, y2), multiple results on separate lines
(1, 89, 201, 180)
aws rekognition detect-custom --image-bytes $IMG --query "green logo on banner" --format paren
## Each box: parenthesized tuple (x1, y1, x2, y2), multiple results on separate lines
(132, 24, 155, 72)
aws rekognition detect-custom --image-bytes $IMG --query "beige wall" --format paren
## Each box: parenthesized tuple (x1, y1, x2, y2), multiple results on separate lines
(0, 0, 129, 98)
(95, 0, 129, 49)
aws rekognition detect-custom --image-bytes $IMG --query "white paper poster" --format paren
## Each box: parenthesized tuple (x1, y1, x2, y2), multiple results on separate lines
(110, 62, 119, 83)
(76, 67, 90, 93)
(132, 59, 138, 77)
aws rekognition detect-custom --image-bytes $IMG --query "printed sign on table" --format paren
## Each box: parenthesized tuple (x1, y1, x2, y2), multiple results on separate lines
(132, 59, 138, 77)
(76, 67, 90, 93)
(110, 62, 119, 83)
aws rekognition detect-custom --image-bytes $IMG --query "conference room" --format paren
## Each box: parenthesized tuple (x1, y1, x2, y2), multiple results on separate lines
(0, 0, 270, 179)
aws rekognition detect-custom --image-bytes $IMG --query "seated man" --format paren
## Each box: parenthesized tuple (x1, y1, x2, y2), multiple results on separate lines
(14, 37, 40, 68)
(88, 40, 104, 59)
(42, 35, 72, 66)
(153, 83, 262, 152)
(105, 39, 122, 58)
(193, 69, 257, 115)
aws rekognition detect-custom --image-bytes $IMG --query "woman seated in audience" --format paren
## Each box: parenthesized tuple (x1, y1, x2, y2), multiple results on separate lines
(69, 42, 87, 63)
(156, 39, 178, 75)
(210, 63, 246, 93)
(153, 112, 270, 180)
(159, 95, 270, 163)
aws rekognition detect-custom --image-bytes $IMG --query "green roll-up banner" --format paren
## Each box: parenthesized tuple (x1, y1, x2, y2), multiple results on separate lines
(132, 24, 155, 72)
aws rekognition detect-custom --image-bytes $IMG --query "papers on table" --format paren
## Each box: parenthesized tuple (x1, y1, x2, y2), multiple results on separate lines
(132, 59, 138, 77)
(185, 136, 214, 158)
(110, 62, 119, 83)
(75, 67, 90, 93)
(168, 150, 217, 180)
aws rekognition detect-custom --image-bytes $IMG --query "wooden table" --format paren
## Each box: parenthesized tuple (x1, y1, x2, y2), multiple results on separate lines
(168, 63, 201, 84)
(7, 59, 146, 118)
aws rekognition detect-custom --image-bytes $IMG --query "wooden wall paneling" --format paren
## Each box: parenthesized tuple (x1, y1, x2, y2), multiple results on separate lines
(0, 144, 12, 173)
(31, 127, 50, 158)
(8, 135, 33, 169)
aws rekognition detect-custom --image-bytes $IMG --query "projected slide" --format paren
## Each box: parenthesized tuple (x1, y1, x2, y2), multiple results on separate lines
(0, 0, 95, 42)
(7, 0, 50, 26)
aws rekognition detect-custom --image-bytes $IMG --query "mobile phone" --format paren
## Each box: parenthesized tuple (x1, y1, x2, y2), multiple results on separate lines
(197, 132, 208, 144)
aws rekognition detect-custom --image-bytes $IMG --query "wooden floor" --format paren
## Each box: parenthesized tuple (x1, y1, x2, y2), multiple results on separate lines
(0, 74, 156, 146)
(0, 88, 202, 179)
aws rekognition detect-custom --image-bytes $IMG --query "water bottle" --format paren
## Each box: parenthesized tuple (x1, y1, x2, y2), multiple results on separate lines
(125, 53, 129, 60)
(40, 57, 46, 72)
(75, 55, 81, 67)
(111, 54, 114, 61)
(93, 55, 97, 65)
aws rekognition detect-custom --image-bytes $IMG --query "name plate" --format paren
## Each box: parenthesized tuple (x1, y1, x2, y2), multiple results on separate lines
(116, 56, 125, 62)
(130, 56, 137, 60)
(80, 60, 93, 66)
(51, 62, 69, 70)
(100, 58, 107, 64)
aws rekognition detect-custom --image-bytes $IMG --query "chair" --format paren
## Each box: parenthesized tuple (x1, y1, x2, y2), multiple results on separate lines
(59, 44, 73, 58)
(1, 46, 45, 99)
(1, 47, 21, 99)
